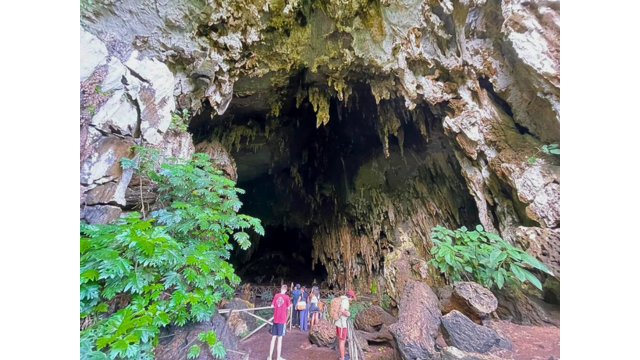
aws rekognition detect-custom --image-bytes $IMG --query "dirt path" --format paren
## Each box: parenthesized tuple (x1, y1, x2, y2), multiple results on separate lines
(239, 322, 559, 360)
(239, 326, 395, 360)
(490, 322, 560, 360)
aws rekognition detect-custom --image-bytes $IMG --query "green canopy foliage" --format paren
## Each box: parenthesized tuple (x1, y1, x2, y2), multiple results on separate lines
(81, 153, 263, 359)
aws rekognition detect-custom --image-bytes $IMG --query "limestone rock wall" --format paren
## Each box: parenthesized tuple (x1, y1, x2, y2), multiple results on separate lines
(80, 26, 195, 223)
(80, 0, 560, 296)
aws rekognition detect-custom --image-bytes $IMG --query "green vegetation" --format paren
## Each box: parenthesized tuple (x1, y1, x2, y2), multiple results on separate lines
(528, 143, 560, 164)
(80, 153, 263, 360)
(94, 85, 109, 96)
(348, 301, 367, 321)
(88, 104, 95, 116)
(427, 225, 553, 291)
(171, 109, 190, 132)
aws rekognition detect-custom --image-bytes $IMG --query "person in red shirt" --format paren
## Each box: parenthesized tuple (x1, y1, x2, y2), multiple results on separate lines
(268, 284, 291, 360)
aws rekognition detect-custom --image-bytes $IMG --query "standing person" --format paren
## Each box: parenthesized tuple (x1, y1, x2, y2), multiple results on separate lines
(290, 284, 302, 328)
(268, 284, 290, 360)
(309, 287, 320, 328)
(335, 289, 356, 360)
(298, 286, 309, 331)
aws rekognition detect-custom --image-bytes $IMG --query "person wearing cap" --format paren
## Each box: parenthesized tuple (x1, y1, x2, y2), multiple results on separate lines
(334, 289, 356, 360)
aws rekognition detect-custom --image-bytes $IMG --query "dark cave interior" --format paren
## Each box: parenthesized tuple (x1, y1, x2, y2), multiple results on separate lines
(189, 82, 481, 287)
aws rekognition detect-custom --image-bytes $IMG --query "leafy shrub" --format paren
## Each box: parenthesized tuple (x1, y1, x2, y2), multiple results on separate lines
(348, 302, 367, 321)
(170, 109, 190, 132)
(80, 153, 263, 360)
(427, 225, 553, 291)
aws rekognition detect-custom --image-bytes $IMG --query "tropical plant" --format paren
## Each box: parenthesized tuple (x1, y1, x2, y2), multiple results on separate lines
(80, 153, 264, 360)
(170, 108, 190, 132)
(528, 143, 560, 164)
(427, 225, 553, 291)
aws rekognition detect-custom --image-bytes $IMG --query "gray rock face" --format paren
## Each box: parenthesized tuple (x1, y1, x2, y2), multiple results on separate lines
(80, 25, 196, 224)
(389, 280, 441, 360)
(82, 205, 122, 224)
(441, 310, 511, 354)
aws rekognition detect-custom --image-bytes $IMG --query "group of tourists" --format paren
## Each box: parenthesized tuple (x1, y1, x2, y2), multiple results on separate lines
(290, 283, 320, 331)
(266, 283, 357, 360)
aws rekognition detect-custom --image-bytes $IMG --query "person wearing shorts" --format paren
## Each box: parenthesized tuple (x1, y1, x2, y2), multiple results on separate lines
(309, 286, 320, 328)
(334, 289, 356, 360)
(268, 284, 290, 360)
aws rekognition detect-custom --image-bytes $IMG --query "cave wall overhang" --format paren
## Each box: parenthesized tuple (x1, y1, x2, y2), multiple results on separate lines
(81, 0, 560, 298)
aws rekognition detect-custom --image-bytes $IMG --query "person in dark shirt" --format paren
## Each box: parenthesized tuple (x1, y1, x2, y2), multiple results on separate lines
(268, 284, 291, 360)
(290, 283, 302, 328)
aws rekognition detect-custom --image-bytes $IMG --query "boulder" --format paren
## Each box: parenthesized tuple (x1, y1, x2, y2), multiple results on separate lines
(441, 346, 504, 360)
(439, 283, 496, 324)
(354, 305, 397, 332)
(221, 298, 257, 335)
(389, 280, 441, 360)
(226, 314, 247, 337)
(441, 311, 512, 354)
(155, 311, 239, 360)
(309, 318, 336, 348)
(449, 282, 498, 322)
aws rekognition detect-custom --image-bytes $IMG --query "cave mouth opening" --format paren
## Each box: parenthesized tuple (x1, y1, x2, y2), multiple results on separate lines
(230, 224, 327, 286)
(191, 81, 481, 290)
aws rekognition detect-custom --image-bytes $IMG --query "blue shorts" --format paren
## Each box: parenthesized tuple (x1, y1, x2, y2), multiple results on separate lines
(270, 323, 285, 336)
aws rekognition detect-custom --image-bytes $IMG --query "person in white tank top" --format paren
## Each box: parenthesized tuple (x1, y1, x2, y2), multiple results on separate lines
(309, 287, 320, 328)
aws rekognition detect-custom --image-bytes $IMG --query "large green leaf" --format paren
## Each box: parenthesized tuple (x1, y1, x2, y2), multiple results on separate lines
(510, 263, 526, 282)
(521, 268, 543, 290)
(520, 252, 553, 275)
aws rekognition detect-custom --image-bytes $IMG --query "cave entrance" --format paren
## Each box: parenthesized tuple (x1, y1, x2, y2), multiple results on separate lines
(190, 81, 480, 290)
(230, 224, 327, 286)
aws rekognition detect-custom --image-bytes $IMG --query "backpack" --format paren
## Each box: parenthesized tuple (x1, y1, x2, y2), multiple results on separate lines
(329, 297, 343, 321)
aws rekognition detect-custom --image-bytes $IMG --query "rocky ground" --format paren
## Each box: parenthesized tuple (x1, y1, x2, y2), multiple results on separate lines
(185, 280, 561, 360)
(237, 321, 558, 360)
